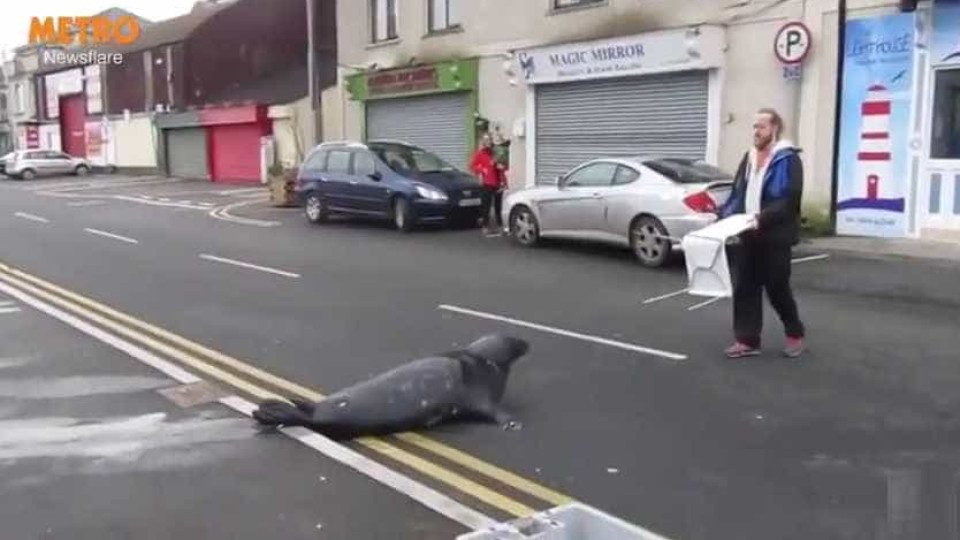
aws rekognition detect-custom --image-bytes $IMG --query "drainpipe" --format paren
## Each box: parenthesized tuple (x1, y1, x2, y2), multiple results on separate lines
(828, 0, 847, 234)
(306, 0, 319, 146)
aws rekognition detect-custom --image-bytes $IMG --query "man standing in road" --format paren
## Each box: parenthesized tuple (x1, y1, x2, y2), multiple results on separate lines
(470, 133, 506, 237)
(718, 108, 806, 359)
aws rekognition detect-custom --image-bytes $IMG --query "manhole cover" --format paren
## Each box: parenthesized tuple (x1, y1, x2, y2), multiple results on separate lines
(158, 381, 229, 408)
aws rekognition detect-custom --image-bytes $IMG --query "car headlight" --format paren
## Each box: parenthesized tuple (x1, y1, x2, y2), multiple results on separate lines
(415, 185, 448, 201)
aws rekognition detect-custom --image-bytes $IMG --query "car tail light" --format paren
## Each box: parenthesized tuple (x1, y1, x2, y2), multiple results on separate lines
(683, 191, 717, 213)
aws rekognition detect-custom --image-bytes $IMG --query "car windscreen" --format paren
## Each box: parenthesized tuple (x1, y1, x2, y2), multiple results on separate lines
(643, 158, 732, 184)
(371, 145, 457, 175)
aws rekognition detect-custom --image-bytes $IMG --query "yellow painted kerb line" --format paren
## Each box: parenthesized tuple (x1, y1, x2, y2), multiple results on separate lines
(0, 263, 573, 512)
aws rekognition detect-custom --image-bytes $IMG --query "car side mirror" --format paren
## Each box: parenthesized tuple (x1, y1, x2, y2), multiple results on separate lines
(555, 176, 564, 189)
(369, 171, 383, 182)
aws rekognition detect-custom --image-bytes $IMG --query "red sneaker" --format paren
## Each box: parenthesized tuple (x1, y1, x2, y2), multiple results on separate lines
(725, 342, 760, 359)
(783, 338, 805, 359)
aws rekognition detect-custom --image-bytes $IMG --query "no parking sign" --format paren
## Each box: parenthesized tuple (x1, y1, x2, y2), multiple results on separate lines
(775, 21, 811, 80)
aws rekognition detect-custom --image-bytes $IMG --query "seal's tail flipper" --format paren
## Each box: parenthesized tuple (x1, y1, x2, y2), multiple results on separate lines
(252, 399, 312, 428)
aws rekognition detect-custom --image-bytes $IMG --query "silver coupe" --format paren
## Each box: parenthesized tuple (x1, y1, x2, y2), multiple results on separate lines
(502, 157, 734, 267)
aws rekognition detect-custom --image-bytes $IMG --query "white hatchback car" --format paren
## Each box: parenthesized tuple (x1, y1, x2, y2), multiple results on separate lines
(502, 157, 734, 267)
(0, 150, 92, 180)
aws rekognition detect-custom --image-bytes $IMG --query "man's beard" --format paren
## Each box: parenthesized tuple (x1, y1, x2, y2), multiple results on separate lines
(754, 136, 773, 150)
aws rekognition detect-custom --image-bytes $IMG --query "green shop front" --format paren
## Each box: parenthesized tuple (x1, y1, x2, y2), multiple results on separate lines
(347, 59, 478, 170)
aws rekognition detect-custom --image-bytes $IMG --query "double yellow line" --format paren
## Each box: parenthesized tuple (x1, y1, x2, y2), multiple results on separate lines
(0, 262, 572, 519)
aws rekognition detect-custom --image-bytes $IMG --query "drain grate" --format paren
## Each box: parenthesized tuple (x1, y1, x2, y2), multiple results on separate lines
(157, 381, 230, 409)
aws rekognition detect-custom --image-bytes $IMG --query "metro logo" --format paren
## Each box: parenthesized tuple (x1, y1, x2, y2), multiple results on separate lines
(29, 16, 140, 45)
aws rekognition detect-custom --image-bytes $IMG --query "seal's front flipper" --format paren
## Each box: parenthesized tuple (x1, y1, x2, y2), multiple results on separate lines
(290, 397, 317, 416)
(475, 405, 523, 431)
(252, 399, 312, 428)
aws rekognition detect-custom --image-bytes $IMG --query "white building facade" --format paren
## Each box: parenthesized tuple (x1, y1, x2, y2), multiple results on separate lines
(330, 0, 951, 239)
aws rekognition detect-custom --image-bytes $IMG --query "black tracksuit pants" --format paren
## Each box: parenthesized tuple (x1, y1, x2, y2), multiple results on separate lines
(732, 237, 805, 348)
(480, 187, 503, 228)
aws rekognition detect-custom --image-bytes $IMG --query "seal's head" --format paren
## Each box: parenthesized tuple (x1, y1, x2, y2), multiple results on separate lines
(465, 334, 530, 370)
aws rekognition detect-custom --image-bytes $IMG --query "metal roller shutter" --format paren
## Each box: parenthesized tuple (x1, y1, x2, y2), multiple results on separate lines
(209, 124, 263, 183)
(535, 71, 709, 184)
(366, 92, 470, 169)
(165, 128, 209, 180)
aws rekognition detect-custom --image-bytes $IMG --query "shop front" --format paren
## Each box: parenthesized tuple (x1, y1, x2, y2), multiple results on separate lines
(347, 59, 479, 170)
(921, 0, 960, 238)
(156, 105, 271, 182)
(836, 1, 960, 241)
(514, 26, 726, 186)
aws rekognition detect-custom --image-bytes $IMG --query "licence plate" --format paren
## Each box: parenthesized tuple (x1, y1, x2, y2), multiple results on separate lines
(459, 198, 481, 207)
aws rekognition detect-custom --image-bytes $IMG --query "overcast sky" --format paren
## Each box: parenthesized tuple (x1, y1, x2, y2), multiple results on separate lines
(0, 0, 201, 58)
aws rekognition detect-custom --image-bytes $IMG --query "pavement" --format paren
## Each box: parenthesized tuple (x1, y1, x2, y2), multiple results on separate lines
(2, 174, 960, 539)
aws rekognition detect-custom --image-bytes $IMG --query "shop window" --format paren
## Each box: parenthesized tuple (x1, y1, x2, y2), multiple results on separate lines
(371, 0, 398, 43)
(429, 0, 461, 33)
(553, 0, 606, 12)
(931, 69, 960, 159)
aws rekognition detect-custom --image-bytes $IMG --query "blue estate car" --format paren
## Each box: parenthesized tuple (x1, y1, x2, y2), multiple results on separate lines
(294, 141, 484, 231)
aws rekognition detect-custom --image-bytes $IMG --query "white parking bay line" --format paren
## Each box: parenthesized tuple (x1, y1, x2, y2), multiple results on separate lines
(438, 304, 687, 361)
(0, 307, 21, 315)
(792, 254, 831, 265)
(67, 200, 106, 207)
(85, 228, 139, 245)
(14, 212, 49, 224)
(199, 254, 300, 278)
(687, 296, 725, 312)
(642, 288, 689, 305)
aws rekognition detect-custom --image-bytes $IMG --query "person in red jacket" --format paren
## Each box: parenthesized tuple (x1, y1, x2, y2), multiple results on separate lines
(470, 133, 506, 235)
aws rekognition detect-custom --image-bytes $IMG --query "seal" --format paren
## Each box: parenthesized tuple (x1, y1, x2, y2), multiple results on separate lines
(252, 333, 529, 439)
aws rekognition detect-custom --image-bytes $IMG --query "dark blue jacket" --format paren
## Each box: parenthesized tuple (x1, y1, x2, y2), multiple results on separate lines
(719, 144, 804, 246)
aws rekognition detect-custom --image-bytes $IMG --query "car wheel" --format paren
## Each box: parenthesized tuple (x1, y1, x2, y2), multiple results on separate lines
(20, 169, 36, 181)
(304, 192, 328, 224)
(510, 206, 540, 247)
(393, 197, 416, 232)
(75, 165, 90, 177)
(630, 216, 672, 268)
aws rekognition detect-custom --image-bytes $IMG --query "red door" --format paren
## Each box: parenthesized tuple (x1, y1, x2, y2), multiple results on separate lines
(59, 94, 86, 157)
(209, 124, 267, 183)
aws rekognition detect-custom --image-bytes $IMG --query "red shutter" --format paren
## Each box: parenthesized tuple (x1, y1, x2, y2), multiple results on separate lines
(59, 95, 86, 157)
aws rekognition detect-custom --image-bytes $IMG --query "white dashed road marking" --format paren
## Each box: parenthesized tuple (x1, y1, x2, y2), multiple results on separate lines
(438, 304, 687, 361)
(14, 212, 49, 224)
(84, 228, 139, 245)
(198, 254, 300, 278)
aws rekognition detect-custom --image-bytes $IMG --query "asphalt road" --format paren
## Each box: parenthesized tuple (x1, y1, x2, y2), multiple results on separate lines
(2, 175, 960, 539)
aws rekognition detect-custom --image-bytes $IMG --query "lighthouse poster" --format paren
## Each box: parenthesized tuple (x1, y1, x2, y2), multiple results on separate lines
(836, 14, 915, 238)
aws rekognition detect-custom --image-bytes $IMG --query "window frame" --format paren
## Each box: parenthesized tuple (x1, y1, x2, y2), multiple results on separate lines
(930, 68, 960, 161)
(427, 0, 462, 34)
(370, 0, 399, 44)
(550, 0, 607, 15)
(15, 83, 25, 114)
